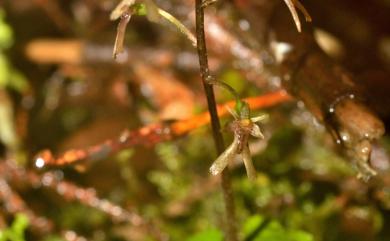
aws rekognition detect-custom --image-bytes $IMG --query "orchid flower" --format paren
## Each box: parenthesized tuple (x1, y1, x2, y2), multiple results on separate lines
(209, 101, 266, 181)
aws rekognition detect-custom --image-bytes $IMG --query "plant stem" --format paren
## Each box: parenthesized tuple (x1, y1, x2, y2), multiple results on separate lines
(157, 8, 197, 46)
(194, 1, 238, 241)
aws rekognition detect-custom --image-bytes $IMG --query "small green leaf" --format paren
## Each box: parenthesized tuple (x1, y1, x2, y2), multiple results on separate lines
(255, 221, 286, 241)
(186, 229, 223, 241)
(0, 213, 29, 241)
(0, 53, 29, 93)
(9, 70, 28, 93)
(11, 213, 29, 239)
(0, 54, 10, 87)
(132, 3, 147, 16)
(0, 9, 13, 49)
(237, 101, 250, 119)
(241, 215, 314, 241)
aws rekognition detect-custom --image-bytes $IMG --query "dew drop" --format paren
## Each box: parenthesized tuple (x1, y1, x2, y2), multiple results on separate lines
(341, 134, 349, 142)
(35, 157, 45, 168)
(239, 19, 250, 31)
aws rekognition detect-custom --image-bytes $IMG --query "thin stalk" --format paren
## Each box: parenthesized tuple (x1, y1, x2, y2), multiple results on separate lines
(157, 8, 197, 46)
(195, 1, 238, 241)
(206, 76, 241, 104)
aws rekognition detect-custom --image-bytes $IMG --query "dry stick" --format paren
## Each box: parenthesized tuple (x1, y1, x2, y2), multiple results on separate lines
(195, 1, 238, 241)
(1, 162, 139, 224)
(0, 173, 87, 240)
(0, 161, 166, 241)
(0, 178, 54, 233)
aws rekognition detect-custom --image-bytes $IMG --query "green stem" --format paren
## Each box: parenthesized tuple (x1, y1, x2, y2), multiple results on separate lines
(206, 76, 241, 105)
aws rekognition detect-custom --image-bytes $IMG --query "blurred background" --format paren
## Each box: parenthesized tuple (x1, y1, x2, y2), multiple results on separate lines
(0, 0, 390, 240)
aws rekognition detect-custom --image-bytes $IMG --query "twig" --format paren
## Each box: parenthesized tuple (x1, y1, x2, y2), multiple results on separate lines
(157, 8, 197, 46)
(0, 174, 103, 241)
(195, 1, 238, 240)
(172, 90, 291, 134)
(0, 161, 165, 240)
(0, 162, 139, 224)
(113, 9, 132, 59)
(283, 0, 312, 32)
(34, 91, 291, 167)
(0, 178, 54, 233)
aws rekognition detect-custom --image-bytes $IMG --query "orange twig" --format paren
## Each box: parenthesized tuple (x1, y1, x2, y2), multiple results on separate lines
(172, 90, 292, 135)
(34, 90, 292, 168)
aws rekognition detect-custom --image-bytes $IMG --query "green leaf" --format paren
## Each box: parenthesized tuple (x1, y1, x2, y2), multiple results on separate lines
(241, 215, 314, 241)
(186, 229, 223, 241)
(255, 221, 286, 241)
(0, 231, 6, 241)
(0, 54, 10, 87)
(0, 9, 13, 49)
(0, 213, 29, 241)
(11, 213, 29, 240)
(8, 70, 28, 93)
(288, 230, 314, 241)
(132, 3, 147, 16)
(0, 89, 19, 150)
(0, 53, 29, 93)
(241, 214, 265, 238)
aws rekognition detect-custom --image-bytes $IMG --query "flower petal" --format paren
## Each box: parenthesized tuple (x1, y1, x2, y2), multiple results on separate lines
(242, 145, 257, 181)
(250, 114, 268, 123)
(209, 136, 239, 176)
(250, 124, 264, 139)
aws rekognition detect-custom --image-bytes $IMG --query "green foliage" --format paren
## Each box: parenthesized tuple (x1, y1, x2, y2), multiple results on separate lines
(149, 143, 189, 198)
(242, 215, 313, 241)
(221, 70, 246, 96)
(0, 213, 29, 241)
(0, 10, 13, 49)
(0, 10, 30, 160)
(0, 9, 28, 93)
(185, 229, 223, 241)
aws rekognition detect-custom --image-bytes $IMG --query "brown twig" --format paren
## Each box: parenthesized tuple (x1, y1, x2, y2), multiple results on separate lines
(0, 161, 165, 240)
(0, 178, 54, 233)
(113, 9, 132, 59)
(0, 161, 141, 224)
(0, 169, 89, 239)
(34, 91, 291, 168)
